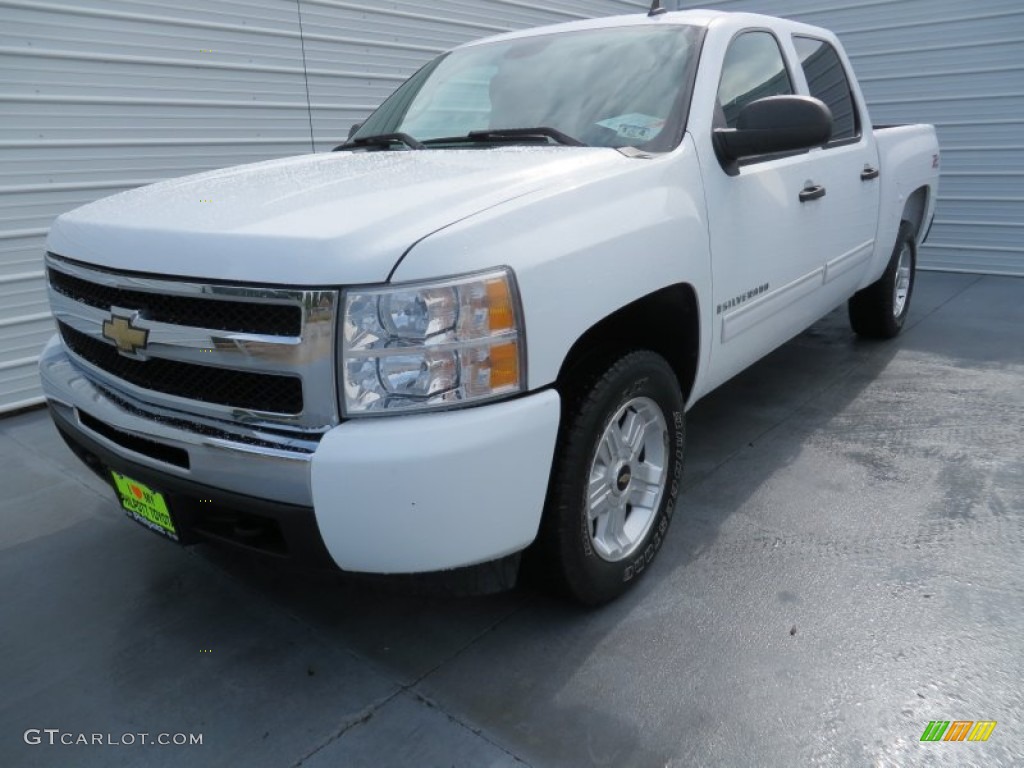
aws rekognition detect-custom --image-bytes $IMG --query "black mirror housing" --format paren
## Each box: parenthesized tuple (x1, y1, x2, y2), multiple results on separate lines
(714, 95, 833, 169)
(347, 122, 363, 140)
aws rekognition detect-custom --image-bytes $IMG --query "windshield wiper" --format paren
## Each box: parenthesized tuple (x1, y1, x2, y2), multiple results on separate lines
(333, 132, 425, 151)
(423, 127, 587, 147)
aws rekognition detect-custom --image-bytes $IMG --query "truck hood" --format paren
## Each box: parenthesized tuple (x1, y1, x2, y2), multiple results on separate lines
(47, 148, 625, 285)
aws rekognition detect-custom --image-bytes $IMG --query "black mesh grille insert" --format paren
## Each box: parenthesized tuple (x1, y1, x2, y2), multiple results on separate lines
(48, 267, 302, 336)
(59, 322, 303, 414)
(78, 410, 190, 469)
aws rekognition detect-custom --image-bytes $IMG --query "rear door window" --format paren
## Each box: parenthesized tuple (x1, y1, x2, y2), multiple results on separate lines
(792, 36, 859, 142)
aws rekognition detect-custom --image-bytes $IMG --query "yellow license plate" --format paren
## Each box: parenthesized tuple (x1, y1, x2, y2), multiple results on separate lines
(111, 471, 177, 540)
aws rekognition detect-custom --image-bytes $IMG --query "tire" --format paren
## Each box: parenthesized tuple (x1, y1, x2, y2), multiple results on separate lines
(848, 220, 917, 339)
(537, 350, 685, 605)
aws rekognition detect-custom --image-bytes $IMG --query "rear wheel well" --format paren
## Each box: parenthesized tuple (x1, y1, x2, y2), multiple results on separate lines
(902, 186, 929, 242)
(554, 284, 699, 406)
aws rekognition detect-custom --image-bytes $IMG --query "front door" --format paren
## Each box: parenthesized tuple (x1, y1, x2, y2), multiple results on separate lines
(702, 30, 833, 390)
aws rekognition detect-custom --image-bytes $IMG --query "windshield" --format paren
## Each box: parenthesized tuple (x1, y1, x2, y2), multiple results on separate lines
(352, 24, 704, 151)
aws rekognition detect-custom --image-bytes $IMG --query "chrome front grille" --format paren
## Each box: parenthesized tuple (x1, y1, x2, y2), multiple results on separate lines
(48, 267, 303, 336)
(57, 321, 305, 414)
(46, 253, 339, 432)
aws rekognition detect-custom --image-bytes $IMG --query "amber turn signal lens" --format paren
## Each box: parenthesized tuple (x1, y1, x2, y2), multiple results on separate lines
(486, 278, 515, 332)
(488, 341, 519, 390)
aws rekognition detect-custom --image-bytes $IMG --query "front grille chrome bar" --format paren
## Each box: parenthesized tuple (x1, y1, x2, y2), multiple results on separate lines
(46, 253, 339, 432)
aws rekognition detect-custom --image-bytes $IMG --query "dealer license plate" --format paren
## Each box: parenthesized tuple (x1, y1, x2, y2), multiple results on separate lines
(111, 471, 178, 541)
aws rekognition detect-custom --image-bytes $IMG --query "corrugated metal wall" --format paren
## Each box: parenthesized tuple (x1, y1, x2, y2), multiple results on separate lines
(678, 0, 1024, 277)
(0, 0, 645, 414)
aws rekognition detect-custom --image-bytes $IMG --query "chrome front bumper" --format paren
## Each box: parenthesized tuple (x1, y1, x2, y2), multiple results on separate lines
(39, 336, 315, 507)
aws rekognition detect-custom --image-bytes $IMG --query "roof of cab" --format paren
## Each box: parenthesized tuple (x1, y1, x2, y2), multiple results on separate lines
(456, 9, 831, 50)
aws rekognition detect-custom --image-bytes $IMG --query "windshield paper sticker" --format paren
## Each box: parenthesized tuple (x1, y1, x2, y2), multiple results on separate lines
(596, 113, 666, 141)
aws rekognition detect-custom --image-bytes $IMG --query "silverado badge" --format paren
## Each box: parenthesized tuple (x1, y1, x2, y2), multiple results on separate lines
(102, 313, 149, 355)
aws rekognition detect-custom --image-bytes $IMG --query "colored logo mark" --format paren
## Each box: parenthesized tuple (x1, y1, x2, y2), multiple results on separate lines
(102, 313, 149, 355)
(920, 721, 996, 742)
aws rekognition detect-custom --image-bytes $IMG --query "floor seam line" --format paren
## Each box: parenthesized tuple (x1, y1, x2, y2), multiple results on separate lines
(685, 273, 987, 492)
(407, 600, 529, 689)
(289, 688, 404, 768)
(903, 273, 984, 334)
(408, 689, 535, 766)
(288, 600, 532, 767)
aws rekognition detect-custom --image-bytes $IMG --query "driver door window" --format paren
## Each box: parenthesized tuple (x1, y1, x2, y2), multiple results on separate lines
(716, 31, 794, 129)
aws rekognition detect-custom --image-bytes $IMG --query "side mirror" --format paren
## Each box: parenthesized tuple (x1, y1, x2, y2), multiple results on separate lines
(714, 95, 832, 169)
(347, 122, 363, 140)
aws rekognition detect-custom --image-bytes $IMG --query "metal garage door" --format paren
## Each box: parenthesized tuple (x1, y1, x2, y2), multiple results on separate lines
(681, 0, 1024, 276)
(0, 0, 645, 414)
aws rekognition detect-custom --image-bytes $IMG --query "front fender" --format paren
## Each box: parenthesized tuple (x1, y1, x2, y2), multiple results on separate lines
(392, 135, 713, 392)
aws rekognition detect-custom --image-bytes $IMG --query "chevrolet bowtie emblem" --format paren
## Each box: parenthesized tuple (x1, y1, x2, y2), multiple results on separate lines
(102, 314, 149, 355)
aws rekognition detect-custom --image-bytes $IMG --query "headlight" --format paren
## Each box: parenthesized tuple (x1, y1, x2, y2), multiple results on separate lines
(341, 268, 524, 415)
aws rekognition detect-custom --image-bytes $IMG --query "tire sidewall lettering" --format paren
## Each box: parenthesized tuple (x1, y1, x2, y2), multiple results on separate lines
(548, 351, 687, 604)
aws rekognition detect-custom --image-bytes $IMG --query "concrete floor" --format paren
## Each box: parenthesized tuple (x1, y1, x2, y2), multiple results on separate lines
(1, 271, 1021, 767)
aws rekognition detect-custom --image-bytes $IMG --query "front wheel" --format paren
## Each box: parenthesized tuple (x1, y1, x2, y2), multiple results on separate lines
(537, 350, 685, 605)
(848, 220, 917, 338)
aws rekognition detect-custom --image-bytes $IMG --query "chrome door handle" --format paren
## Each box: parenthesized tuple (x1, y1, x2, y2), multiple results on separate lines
(799, 185, 826, 202)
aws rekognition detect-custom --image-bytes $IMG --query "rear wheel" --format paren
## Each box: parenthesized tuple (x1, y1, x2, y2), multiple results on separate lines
(848, 220, 917, 338)
(537, 350, 685, 605)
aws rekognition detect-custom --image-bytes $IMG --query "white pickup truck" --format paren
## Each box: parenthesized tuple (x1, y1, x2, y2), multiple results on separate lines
(40, 8, 939, 604)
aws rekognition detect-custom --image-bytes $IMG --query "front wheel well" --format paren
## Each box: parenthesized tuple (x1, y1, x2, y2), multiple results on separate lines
(554, 283, 700, 406)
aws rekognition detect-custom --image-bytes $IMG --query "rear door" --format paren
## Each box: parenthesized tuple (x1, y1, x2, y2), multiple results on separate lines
(788, 35, 881, 311)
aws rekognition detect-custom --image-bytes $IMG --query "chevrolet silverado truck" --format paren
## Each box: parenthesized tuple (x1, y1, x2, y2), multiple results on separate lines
(40, 8, 939, 604)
